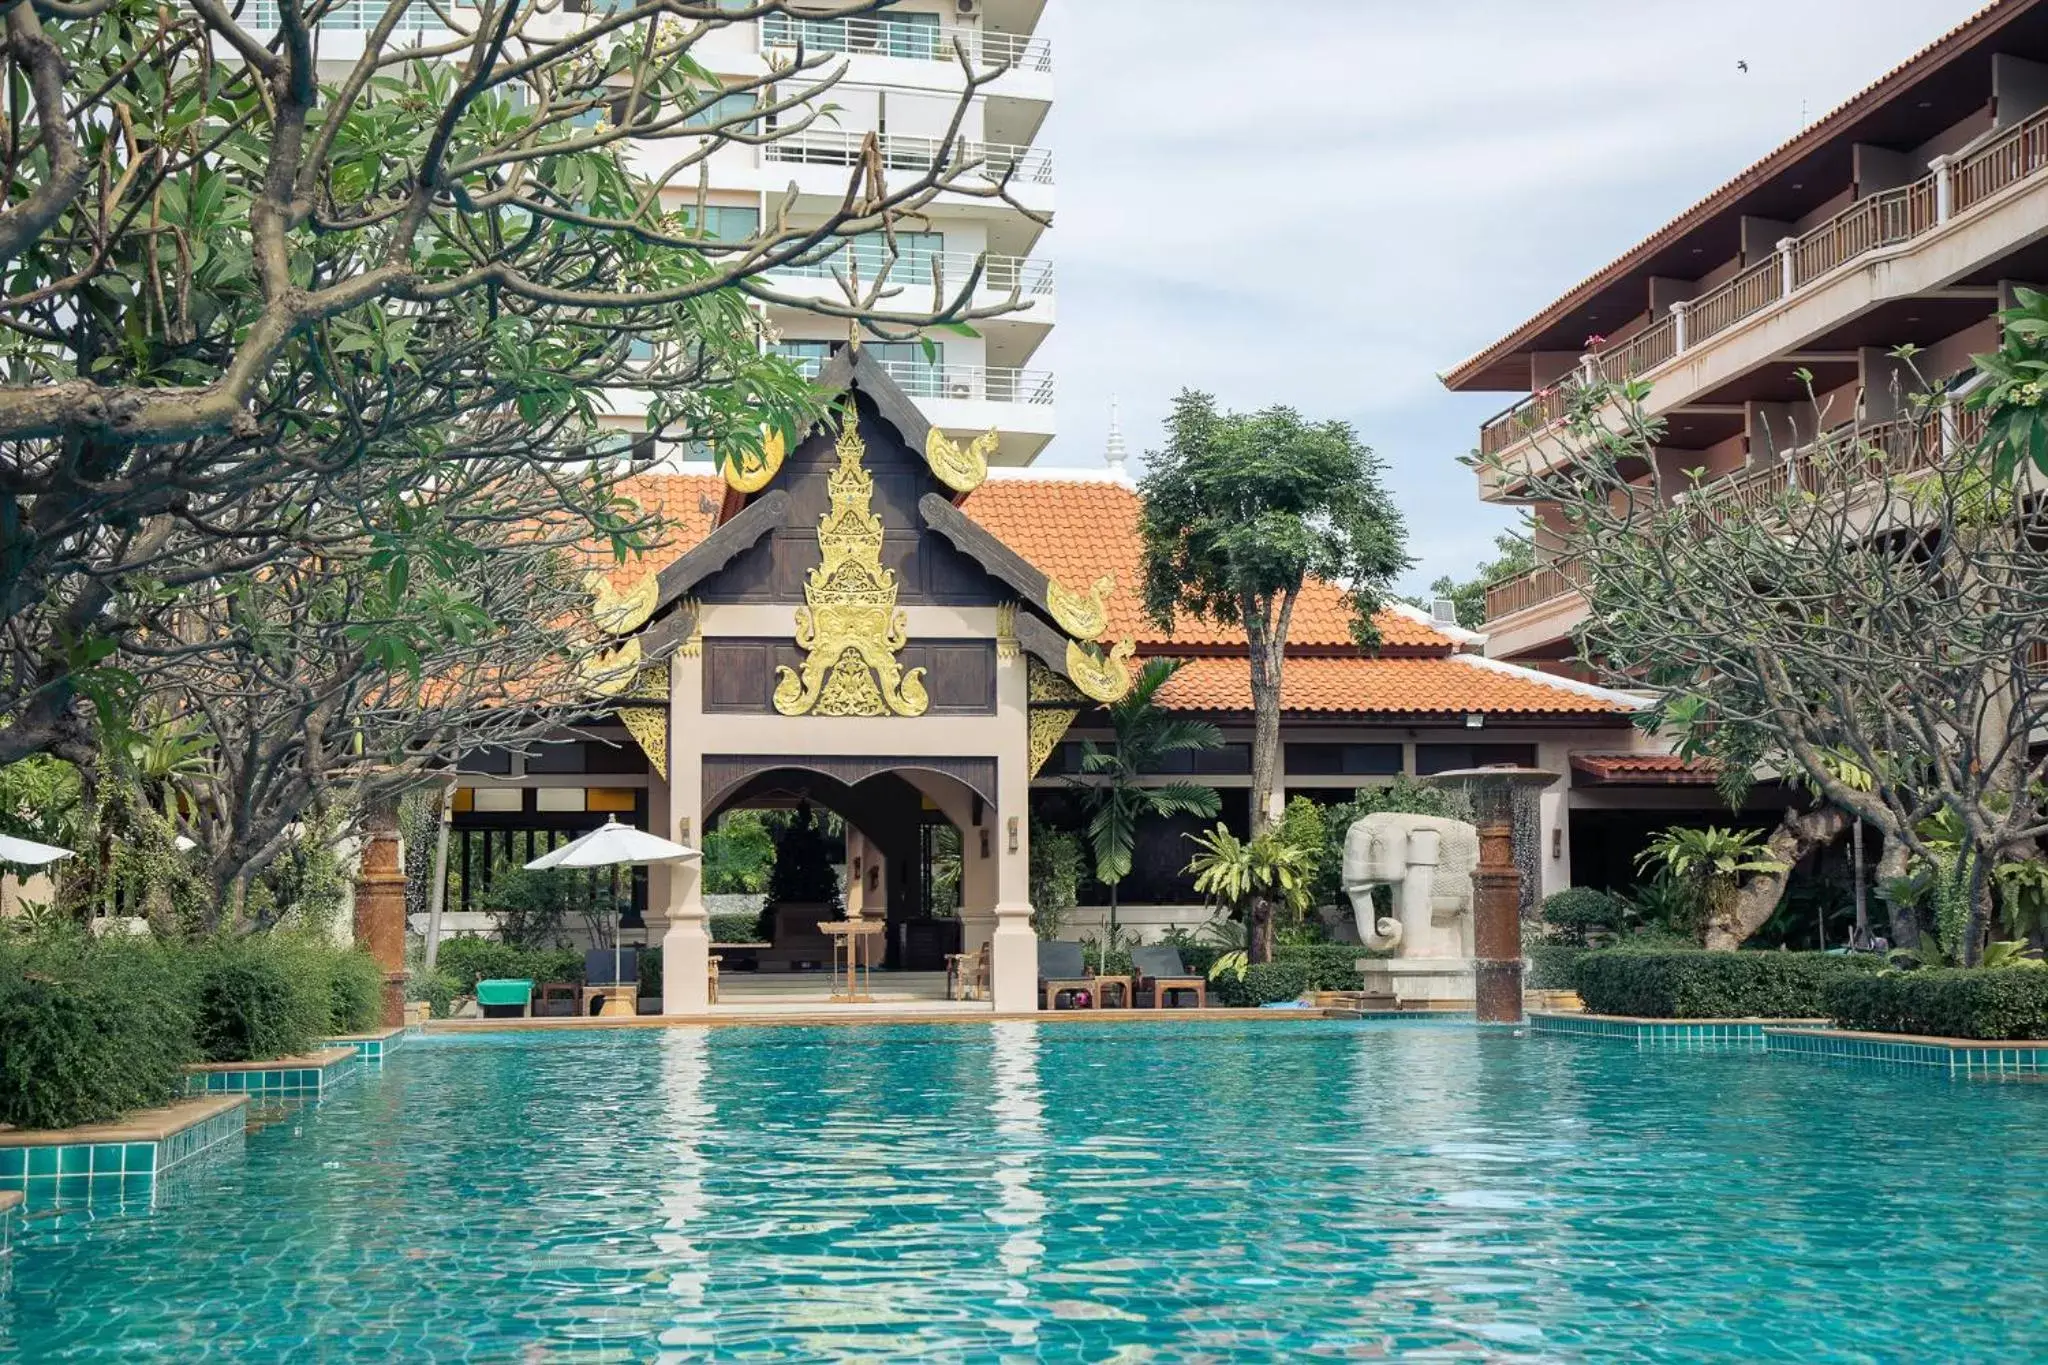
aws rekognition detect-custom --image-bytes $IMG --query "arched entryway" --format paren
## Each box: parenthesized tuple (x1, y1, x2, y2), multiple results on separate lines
(700, 758, 1000, 990)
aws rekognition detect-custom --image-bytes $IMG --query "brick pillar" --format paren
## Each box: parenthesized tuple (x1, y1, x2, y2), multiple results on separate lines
(1471, 817, 1524, 1025)
(353, 798, 407, 1027)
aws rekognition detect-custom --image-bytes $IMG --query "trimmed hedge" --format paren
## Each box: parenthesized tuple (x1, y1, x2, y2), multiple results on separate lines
(1825, 968, 2048, 1040)
(709, 913, 765, 944)
(1575, 949, 1883, 1019)
(1539, 887, 1629, 945)
(0, 934, 196, 1130)
(1238, 960, 1311, 1005)
(434, 937, 582, 992)
(1526, 944, 1589, 991)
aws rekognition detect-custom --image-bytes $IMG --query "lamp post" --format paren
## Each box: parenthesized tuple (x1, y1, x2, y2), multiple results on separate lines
(1426, 767, 1558, 1025)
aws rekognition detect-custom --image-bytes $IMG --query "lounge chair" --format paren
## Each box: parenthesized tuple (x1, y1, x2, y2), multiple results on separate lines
(1039, 940, 1132, 1009)
(476, 978, 534, 1019)
(1132, 945, 1208, 1010)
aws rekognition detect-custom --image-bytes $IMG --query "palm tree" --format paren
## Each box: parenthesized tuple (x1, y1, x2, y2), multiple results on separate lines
(1073, 659, 1222, 956)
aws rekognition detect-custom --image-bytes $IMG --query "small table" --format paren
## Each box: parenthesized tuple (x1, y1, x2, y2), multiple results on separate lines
(579, 984, 637, 1018)
(820, 919, 885, 1003)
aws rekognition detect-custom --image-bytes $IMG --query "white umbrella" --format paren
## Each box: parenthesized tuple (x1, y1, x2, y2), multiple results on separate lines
(0, 832, 74, 867)
(523, 818, 698, 870)
(523, 818, 700, 992)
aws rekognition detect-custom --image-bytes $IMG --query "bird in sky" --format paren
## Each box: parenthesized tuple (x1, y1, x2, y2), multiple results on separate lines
(1737, 60, 1750, 73)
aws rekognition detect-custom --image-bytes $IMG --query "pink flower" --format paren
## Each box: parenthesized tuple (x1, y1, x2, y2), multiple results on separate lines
(1585, 333, 1607, 348)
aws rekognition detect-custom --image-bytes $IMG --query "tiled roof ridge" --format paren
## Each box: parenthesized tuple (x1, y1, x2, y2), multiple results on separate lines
(1449, 652, 1650, 710)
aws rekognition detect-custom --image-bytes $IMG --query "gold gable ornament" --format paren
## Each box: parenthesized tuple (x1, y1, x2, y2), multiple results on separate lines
(588, 571, 658, 637)
(772, 418, 929, 717)
(1047, 573, 1115, 642)
(925, 427, 997, 493)
(616, 663, 670, 780)
(579, 636, 644, 697)
(1065, 637, 1136, 704)
(1026, 658, 1087, 777)
(721, 427, 786, 494)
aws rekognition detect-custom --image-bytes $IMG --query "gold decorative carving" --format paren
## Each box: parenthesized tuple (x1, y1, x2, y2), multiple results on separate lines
(1047, 573, 1116, 641)
(1065, 637, 1136, 704)
(723, 427, 786, 494)
(587, 570, 658, 637)
(925, 427, 997, 493)
(1026, 658, 1084, 777)
(579, 636, 643, 697)
(995, 601, 1018, 661)
(617, 663, 670, 780)
(678, 599, 704, 658)
(772, 418, 929, 717)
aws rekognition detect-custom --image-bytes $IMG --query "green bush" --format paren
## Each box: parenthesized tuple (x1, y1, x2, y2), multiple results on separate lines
(321, 947, 386, 1034)
(1526, 943, 1589, 991)
(1239, 960, 1311, 1005)
(0, 934, 197, 1130)
(1275, 942, 1380, 991)
(409, 968, 460, 1020)
(190, 937, 331, 1063)
(709, 913, 764, 944)
(1576, 949, 1882, 1019)
(433, 938, 582, 991)
(640, 945, 662, 997)
(1540, 887, 1630, 945)
(1825, 968, 2048, 1040)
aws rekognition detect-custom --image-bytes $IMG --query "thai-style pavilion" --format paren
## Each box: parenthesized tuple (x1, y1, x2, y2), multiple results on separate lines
(448, 351, 1694, 1013)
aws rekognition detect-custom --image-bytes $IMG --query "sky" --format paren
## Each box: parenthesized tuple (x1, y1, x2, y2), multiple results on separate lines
(1029, 0, 1989, 594)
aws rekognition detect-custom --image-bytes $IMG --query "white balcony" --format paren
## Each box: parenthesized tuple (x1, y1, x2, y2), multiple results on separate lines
(759, 14, 1052, 75)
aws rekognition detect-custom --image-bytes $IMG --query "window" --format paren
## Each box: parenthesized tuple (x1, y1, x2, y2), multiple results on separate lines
(862, 339, 945, 395)
(1414, 743, 1538, 776)
(685, 205, 761, 243)
(1286, 743, 1404, 777)
(770, 340, 832, 377)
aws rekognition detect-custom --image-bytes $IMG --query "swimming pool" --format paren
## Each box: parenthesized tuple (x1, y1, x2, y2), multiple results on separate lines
(2, 1018, 2044, 1360)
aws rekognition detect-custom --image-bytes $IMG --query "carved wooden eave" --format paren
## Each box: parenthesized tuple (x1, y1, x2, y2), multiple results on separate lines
(817, 347, 933, 463)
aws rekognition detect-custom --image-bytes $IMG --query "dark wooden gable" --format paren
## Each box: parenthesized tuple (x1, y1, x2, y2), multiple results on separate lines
(692, 388, 1006, 608)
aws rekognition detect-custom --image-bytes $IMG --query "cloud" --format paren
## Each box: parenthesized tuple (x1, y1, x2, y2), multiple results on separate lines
(1031, 0, 1987, 591)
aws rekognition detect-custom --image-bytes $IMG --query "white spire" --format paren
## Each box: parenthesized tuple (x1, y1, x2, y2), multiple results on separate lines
(1105, 395, 1129, 479)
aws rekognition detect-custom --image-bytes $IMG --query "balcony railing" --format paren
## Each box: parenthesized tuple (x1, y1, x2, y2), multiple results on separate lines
(761, 14, 1052, 73)
(769, 249, 1053, 297)
(763, 130, 1054, 185)
(784, 355, 1054, 406)
(1483, 563, 1585, 621)
(1477, 103, 2048, 460)
(239, 1, 439, 27)
(1684, 413, 1965, 528)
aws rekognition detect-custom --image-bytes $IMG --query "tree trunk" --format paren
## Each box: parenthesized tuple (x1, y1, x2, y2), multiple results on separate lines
(1707, 805, 1850, 950)
(1246, 640, 1282, 841)
(1248, 894, 1275, 965)
(1961, 850, 1993, 966)
(1875, 829, 1918, 950)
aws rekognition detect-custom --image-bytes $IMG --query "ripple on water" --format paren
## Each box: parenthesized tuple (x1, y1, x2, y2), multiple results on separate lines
(0, 1020, 2045, 1361)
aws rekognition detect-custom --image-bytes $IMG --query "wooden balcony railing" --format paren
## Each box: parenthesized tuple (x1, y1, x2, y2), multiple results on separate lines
(1483, 563, 1584, 621)
(1476, 103, 2048, 462)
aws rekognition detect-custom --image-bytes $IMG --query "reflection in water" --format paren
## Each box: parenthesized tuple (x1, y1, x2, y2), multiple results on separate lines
(988, 1021, 1046, 1348)
(654, 1028, 714, 1351)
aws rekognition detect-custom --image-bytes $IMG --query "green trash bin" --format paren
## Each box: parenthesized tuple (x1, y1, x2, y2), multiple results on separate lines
(476, 978, 534, 1019)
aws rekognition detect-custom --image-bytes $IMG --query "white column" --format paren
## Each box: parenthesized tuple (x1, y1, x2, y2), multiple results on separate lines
(1930, 154, 1953, 223)
(1776, 236, 1798, 298)
(1670, 299, 1690, 353)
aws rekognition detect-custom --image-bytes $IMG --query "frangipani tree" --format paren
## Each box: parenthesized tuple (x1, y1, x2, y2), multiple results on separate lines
(1478, 293, 2048, 963)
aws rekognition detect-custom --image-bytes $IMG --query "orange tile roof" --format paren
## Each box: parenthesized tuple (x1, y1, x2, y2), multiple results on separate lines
(589, 472, 726, 594)
(1152, 655, 1636, 717)
(1571, 752, 1719, 784)
(959, 477, 1453, 652)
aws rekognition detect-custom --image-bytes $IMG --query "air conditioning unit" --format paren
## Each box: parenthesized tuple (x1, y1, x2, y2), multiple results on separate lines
(955, 0, 978, 14)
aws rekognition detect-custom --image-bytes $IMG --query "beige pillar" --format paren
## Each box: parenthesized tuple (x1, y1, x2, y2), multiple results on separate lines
(663, 647, 711, 1015)
(988, 655, 1037, 1011)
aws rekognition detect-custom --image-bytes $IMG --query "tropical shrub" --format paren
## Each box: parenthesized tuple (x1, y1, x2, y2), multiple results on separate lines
(1276, 942, 1379, 991)
(408, 968, 461, 1021)
(321, 946, 387, 1034)
(1231, 960, 1311, 1006)
(0, 933, 196, 1130)
(1029, 819, 1085, 939)
(709, 914, 766, 944)
(1539, 887, 1630, 946)
(702, 811, 775, 895)
(1825, 967, 2048, 1040)
(1637, 825, 1787, 948)
(190, 937, 332, 1063)
(1575, 949, 1881, 1019)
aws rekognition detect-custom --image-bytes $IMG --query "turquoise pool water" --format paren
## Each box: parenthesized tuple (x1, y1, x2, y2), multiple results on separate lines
(4, 1019, 2046, 1360)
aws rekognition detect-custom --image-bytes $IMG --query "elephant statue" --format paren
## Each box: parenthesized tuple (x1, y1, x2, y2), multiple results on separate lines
(1340, 812, 1481, 959)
